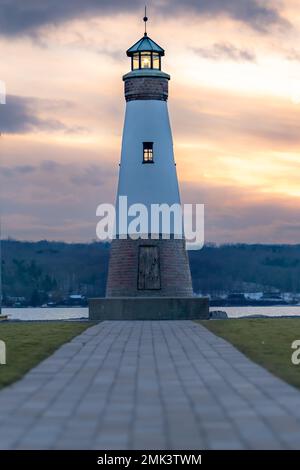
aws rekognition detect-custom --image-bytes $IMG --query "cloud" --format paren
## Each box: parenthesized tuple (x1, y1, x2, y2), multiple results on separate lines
(70, 164, 115, 187)
(171, 88, 300, 149)
(0, 95, 85, 134)
(0, 0, 288, 37)
(40, 160, 60, 172)
(181, 181, 300, 244)
(2, 157, 299, 243)
(0, 156, 117, 241)
(193, 42, 256, 62)
(169, 0, 289, 32)
(0, 165, 36, 177)
(0, 0, 139, 36)
(286, 49, 300, 61)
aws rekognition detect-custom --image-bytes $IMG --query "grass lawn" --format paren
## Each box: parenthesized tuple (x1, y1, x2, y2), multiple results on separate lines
(0, 322, 94, 389)
(199, 319, 300, 390)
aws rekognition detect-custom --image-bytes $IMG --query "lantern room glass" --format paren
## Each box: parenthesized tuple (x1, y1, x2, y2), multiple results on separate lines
(152, 53, 160, 69)
(131, 52, 161, 71)
(133, 53, 139, 69)
(141, 52, 151, 69)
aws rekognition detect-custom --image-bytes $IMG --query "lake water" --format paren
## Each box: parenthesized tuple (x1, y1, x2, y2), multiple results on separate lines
(2, 305, 300, 321)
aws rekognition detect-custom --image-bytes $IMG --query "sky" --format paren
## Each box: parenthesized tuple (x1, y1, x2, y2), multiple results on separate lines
(0, 0, 300, 244)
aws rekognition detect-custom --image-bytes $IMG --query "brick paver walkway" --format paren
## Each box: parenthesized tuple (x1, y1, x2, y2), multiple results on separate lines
(1, 321, 300, 449)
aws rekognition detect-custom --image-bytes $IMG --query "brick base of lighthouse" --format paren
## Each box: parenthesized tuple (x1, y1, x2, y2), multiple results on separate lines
(106, 237, 193, 297)
(89, 237, 209, 320)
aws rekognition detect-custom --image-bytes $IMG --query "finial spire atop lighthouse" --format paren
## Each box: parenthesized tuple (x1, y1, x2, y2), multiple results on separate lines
(126, 9, 165, 72)
(143, 6, 148, 36)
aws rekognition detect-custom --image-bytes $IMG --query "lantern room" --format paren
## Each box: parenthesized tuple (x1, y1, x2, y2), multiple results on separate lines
(126, 33, 165, 71)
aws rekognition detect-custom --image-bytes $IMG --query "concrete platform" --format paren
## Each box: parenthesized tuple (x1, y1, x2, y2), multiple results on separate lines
(88, 297, 209, 320)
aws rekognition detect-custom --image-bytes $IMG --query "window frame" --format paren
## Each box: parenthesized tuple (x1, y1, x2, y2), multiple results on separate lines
(140, 51, 152, 69)
(152, 52, 160, 70)
(143, 142, 154, 164)
(131, 52, 161, 71)
(132, 53, 140, 70)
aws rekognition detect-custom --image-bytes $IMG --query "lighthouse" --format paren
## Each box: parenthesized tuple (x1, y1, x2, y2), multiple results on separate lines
(89, 13, 209, 319)
(106, 13, 193, 298)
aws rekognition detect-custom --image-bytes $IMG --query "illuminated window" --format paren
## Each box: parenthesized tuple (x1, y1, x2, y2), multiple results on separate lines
(132, 53, 139, 69)
(152, 53, 160, 69)
(141, 52, 151, 69)
(143, 142, 154, 163)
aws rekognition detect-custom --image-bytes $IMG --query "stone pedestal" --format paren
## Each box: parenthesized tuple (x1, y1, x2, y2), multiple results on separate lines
(89, 297, 209, 321)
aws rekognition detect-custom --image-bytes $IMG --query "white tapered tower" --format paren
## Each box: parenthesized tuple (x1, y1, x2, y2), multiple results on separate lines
(106, 14, 193, 297)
